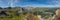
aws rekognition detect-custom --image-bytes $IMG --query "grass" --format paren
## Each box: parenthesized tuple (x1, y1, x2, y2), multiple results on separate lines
(0, 14, 29, 20)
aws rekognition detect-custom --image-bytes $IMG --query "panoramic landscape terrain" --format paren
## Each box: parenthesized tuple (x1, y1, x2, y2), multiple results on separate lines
(0, 7, 60, 20)
(0, 0, 60, 20)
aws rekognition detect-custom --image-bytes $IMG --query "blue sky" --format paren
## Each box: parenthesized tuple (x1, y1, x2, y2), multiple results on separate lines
(0, 0, 60, 7)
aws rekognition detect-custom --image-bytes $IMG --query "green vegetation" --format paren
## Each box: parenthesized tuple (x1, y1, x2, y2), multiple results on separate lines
(0, 7, 60, 20)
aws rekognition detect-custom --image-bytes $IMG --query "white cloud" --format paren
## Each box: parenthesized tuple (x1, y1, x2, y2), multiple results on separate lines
(45, 0, 60, 7)
(7, 0, 19, 7)
(20, 0, 60, 7)
(14, 0, 19, 3)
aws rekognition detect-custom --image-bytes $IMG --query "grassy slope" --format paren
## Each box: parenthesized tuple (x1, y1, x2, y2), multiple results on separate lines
(0, 14, 29, 20)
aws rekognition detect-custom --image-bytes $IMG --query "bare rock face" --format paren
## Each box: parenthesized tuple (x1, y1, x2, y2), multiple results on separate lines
(52, 9, 60, 20)
(27, 14, 35, 20)
(34, 15, 43, 20)
(55, 9, 60, 16)
(26, 14, 42, 20)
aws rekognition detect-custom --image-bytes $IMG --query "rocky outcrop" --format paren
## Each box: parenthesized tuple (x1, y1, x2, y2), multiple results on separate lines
(24, 14, 43, 20)
(52, 9, 60, 20)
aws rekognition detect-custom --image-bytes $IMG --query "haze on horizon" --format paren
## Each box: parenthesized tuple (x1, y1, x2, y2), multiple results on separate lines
(0, 0, 60, 8)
